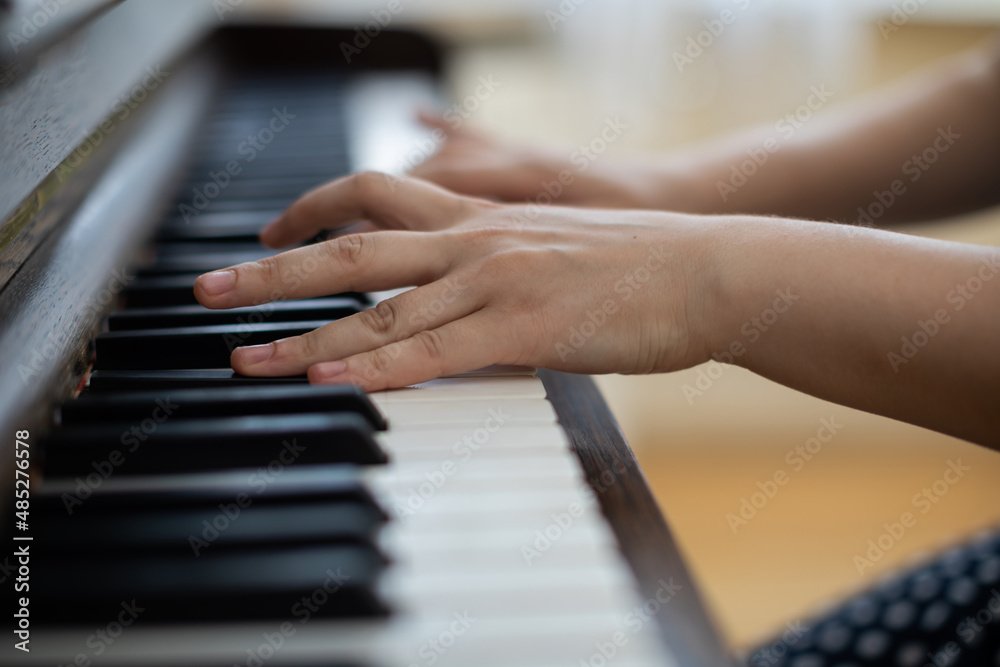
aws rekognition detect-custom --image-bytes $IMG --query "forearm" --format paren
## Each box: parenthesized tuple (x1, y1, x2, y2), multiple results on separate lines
(650, 36, 1000, 224)
(697, 217, 1000, 447)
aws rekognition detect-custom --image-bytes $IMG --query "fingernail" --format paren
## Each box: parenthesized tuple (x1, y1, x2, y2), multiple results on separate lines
(198, 270, 235, 296)
(237, 343, 273, 365)
(312, 360, 347, 380)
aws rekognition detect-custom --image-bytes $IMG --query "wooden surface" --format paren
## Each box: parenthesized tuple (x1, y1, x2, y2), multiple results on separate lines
(540, 369, 733, 667)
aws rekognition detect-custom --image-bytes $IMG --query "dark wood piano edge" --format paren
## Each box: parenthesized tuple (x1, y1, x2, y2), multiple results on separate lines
(538, 369, 736, 667)
(0, 22, 448, 500)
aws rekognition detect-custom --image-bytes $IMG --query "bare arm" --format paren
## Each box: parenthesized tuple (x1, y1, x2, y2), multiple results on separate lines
(413, 35, 1000, 225)
(656, 35, 1000, 223)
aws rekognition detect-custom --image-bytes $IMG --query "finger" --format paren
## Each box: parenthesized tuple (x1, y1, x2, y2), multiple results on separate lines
(412, 158, 546, 202)
(229, 277, 479, 376)
(417, 110, 455, 133)
(306, 310, 508, 391)
(259, 171, 470, 248)
(194, 231, 453, 310)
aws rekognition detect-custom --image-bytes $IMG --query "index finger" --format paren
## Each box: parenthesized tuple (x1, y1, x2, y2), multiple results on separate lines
(259, 170, 471, 249)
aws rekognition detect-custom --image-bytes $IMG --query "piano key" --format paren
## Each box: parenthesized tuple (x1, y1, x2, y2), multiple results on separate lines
(372, 398, 557, 427)
(137, 250, 277, 276)
(61, 384, 387, 430)
(121, 273, 368, 307)
(38, 464, 376, 511)
(107, 298, 361, 330)
(35, 544, 386, 622)
(94, 320, 335, 370)
(40, 500, 383, 552)
(88, 369, 310, 391)
(42, 413, 387, 477)
(151, 241, 278, 256)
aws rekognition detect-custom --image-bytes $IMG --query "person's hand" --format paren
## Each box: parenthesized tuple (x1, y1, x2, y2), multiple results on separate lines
(409, 112, 660, 210)
(192, 172, 716, 390)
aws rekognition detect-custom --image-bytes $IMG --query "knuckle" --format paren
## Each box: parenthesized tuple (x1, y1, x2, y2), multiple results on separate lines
(251, 256, 281, 288)
(331, 233, 373, 268)
(352, 170, 389, 199)
(363, 299, 400, 338)
(364, 348, 394, 378)
(412, 329, 447, 366)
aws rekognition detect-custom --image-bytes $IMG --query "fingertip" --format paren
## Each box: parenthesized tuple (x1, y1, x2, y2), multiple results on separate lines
(417, 109, 445, 128)
(259, 215, 286, 248)
(231, 343, 275, 375)
(308, 360, 350, 385)
(193, 269, 236, 308)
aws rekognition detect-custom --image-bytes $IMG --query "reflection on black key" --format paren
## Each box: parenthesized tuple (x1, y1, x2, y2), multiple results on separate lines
(88, 369, 311, 391)
(43, 413, 387, 477)
(122, 272, 369, 308)
(36, 544, 386, 622)
(138, 250, 275, 276)
(38, 464, 374, 512)
(41, 501, 383, 553)
(107, 298, 361, 330)
(95, 320, 331, 370)
(62, 385, 387, 430)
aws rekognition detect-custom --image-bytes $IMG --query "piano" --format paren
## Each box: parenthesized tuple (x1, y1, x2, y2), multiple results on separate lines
(0, 2, 733, 665)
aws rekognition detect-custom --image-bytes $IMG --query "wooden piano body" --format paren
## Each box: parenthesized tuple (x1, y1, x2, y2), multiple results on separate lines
(0, 2, 733, 665)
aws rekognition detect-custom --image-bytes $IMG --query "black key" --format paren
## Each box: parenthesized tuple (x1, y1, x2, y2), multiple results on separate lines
(95, 320, 332, 370)
(151, 241, 275, 257)
(36, 544, 386, 622)
(107, 298, 361, 330)
(121, 273, 368, 308)
(40, 501, 383, 553)
(42, 413, 387, 477)
(88, 369, 310, 391)
(138, 250, 275, 276)
(61, 384, 387, 430)
(38, 464, 374, 512)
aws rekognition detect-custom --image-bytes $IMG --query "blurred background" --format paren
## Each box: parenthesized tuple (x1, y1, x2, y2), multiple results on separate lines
(241, 0, 1000, 652)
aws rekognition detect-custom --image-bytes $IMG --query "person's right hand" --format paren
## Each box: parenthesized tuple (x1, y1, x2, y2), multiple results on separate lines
(410, 112, 660, 209)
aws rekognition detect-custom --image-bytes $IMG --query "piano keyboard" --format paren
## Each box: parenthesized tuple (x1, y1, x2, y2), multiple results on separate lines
(23, 63, 678, 666)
